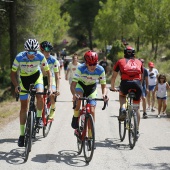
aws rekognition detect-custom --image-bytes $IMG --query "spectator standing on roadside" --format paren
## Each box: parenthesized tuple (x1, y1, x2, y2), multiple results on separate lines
(154, 74, 170, 118)
(99, 56, 109, 75)
(147, 62, 159, 111)
(58, 57, 64, 74)
(64, 58, 69, 75)
(65, 53, 81, 85)
(139, 59, 149, 118)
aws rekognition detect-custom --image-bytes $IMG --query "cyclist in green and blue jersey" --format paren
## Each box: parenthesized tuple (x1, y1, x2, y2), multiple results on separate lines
(10, 39, 52, 147)
(70, 50, 108, 130)
(40, 41, 60, 120)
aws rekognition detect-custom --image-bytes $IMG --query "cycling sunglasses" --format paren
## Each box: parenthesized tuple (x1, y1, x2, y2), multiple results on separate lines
(27, 51, 37, 55)
(44, 47, 51, 52)
(89, 63, 97, 66)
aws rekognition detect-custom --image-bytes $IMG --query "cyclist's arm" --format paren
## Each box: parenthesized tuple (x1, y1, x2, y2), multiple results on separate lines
(10, 71, 19, 93)
(46, 70, 52, 90)
(111, 70, 118, 90)
(101, 84, 107, 98)
(54, 72, 60, 91)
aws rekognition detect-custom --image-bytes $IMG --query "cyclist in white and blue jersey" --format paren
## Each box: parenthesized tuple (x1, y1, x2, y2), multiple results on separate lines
(70, 50, 108, 130)
(40, 41, 60, 120)
(10, 39, 52, 147)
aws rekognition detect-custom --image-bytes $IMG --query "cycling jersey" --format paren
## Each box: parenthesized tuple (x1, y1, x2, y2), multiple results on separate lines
(12, 51, 49, 76)
(43, 55, 59, 87)
(73, 63, 106, 85)
(114, 58, 143, 80)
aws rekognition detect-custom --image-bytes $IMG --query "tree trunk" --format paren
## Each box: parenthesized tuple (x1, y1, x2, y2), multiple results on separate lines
(88, 26, 93, 50)
(9, 1, 17, 97)
(154, 39, 158, 60)
(136, 36, 140, 52)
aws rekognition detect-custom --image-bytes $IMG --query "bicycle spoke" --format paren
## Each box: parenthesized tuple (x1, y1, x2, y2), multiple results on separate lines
(128, 111, 137, 149)
(119, 120, 126, 141)
(43, 106, 52, 137)
(24, 112, 33, 162)
(83, 114, 95, 163)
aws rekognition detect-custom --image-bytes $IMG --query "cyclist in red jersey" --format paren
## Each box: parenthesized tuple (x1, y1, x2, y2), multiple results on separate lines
(110, 46, 143, 137)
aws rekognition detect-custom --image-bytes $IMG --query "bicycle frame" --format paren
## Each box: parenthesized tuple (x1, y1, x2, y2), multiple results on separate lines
(78, 101, 91, 141)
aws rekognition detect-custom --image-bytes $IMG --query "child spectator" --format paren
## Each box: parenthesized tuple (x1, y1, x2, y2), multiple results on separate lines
(154, 74, 170, 117)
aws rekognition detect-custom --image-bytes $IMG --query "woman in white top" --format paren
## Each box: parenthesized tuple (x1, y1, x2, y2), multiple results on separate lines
(154, 74, 170, 117)
(147, 62, 159, 111)
(65, 53, 81, 84)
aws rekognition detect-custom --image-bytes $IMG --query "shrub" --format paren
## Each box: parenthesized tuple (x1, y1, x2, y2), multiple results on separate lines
(0, 68, 11, 88)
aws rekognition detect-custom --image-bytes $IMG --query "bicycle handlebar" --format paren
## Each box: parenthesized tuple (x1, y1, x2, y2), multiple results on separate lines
(72, 96, 108, 110)
(15, 86, 57, 102)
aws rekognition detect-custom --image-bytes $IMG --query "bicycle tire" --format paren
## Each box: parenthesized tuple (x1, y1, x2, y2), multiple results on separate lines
(83, 114, 95, 163)
(128, 110, 137, 149)
(24, 111, 33, 162)
(77, 116, 83, 155)
(119, 119, 126, 141)
(43, 106, 52, 137)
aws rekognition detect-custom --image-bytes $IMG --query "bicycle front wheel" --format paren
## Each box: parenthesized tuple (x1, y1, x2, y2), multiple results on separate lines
(119, 120, 126, 141)
(83, 114, 95, 163)
(43, 106, 52, 137)
(77, 116, 83, 155)
(128, 110, 137, 149)
(24, 111, 33, 162)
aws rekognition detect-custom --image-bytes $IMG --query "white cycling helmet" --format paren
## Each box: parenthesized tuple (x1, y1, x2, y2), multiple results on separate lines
(24, 39, 39, 51)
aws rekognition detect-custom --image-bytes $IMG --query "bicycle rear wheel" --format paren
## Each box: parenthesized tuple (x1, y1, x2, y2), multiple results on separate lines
(83, 114, 95, 163)
(24, 111, 33, 162)
(119, 120, 126, 141)
(128, 110, 137, 149)
(43, 105, 52, 137)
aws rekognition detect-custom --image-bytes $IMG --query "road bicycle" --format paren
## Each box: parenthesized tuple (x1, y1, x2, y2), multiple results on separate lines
(73, 96, 108, 163)
(16, 84, 54, 161)
(110, 88, 138, 149)
(41, 87, 57, 137)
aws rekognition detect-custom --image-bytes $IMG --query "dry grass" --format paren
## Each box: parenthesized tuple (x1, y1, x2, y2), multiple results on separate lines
(0, 99, 20, 128)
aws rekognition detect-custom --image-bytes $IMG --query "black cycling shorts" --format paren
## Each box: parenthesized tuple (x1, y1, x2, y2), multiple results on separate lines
(120, 80, 142, 101)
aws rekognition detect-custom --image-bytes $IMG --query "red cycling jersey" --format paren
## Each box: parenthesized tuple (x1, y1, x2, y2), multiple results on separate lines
(113, 58, 143, 80)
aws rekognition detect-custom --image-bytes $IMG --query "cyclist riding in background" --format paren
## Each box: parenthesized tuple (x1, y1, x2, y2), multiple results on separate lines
(110, 46, 143, 137)
(40, 41, 60, 120)
(10, 38, 52, 147)
(70, 50, 108, 131)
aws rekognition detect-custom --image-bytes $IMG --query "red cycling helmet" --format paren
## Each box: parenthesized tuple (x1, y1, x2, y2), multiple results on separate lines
(84, 50, 98, 64)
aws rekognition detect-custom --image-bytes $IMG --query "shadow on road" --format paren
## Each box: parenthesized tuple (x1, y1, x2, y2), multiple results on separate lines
(134, 163, 170, 170)
(31, 150, 90, 167)
(96, 138, 131, 150)
(0, 137, 44, 165)
(150, 146, 170, 151)
(0, 148, 25, 164)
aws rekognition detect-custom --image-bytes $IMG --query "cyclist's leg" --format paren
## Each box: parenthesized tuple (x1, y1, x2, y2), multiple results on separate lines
(49, 85, 57, 119)
(35, 74, 44, 127)
(132, 81, 142, 137)
(18, 81, 29, 147)
(119, 81, 128, 121)
(71, 84, 83, 129)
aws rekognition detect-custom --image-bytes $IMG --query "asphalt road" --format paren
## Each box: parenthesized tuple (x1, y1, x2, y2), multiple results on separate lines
(0, 70, 170, 170)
